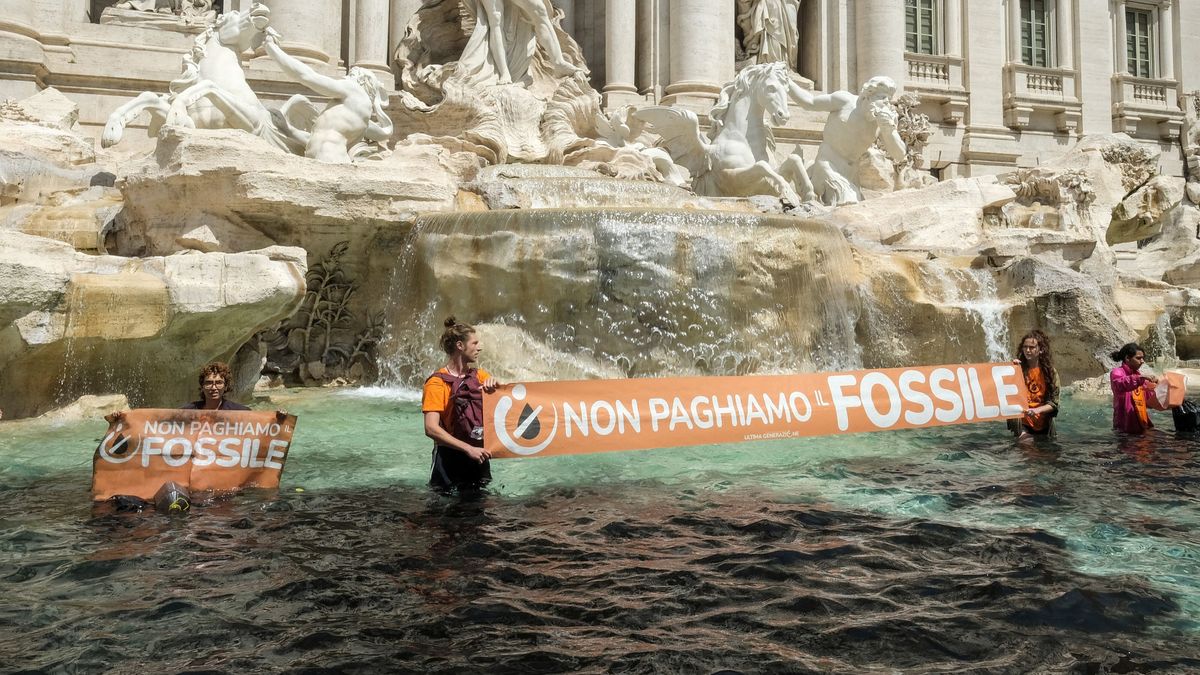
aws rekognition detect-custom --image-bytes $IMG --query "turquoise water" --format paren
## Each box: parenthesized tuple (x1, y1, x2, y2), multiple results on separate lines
(1, 388, 1198, 671)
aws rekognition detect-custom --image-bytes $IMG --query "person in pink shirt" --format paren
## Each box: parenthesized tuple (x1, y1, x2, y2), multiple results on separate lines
(1110, 343, 1159, 434)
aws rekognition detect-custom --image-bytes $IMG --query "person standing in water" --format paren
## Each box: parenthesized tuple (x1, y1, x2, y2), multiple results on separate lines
(422, 317, 501, 491)
(1110, 342, 1158, 434)
(182, 361, 251, 411)
(1008, 330, 1060, 440)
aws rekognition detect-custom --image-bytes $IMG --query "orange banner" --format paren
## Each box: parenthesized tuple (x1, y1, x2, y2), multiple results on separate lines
(484, 363, 1029, 459)
(92, 409, 297, 501)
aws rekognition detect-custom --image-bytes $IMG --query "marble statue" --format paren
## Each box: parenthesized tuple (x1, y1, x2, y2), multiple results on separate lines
(101, 3, 296, 150)
(114, 0, 217, 19)
(633, 62, 815, 204)
(459, 0, 581, 85)
(264, 29, 393, 163)
(594, 107, 691, 187)
(736, 0, 800, 70)
(785, 75, 907, 205)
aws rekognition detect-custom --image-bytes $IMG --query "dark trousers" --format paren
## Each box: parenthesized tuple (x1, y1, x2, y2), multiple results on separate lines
(430, 445, 492, 490)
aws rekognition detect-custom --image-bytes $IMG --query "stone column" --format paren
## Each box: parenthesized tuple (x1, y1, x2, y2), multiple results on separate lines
(636, 0, 670, 101)
(388, 0, 424, 65)
(1007, 0, 1022, 63)
(663, 0, 734, 106)
(854, 0, 905, 88)
(944, 0, 963, 57)
(604, 0, 640, 107)
(353, 0, 392, 78)
(266, 0, 333, 64)
(1159, 0, 1174, 79)
(1056, 0, 1074, 69)
(1114, 0, 1127, 74)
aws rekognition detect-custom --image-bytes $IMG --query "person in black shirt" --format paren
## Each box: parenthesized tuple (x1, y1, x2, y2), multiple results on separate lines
(180, 361, 251, 411)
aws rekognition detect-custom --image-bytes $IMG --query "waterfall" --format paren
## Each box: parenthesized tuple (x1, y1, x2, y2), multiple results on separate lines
(928, 265, 1012, 362)
(376, 207, 865, 387)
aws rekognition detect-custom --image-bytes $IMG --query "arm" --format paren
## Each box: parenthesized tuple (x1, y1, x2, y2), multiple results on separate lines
(785, 80, 846, 112)
(264, 30, 350, 99)
(873, 103, 907, 163)
(424, 411, 491, 463)
(1110, 368, 1146, 394)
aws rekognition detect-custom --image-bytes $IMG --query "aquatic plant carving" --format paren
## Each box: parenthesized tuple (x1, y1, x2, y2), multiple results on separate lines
(1006, 168, 1095, 213)
(890, 92, 931, 168)
(1100, 142, 1159, 192)
(254, 241, 381, 385)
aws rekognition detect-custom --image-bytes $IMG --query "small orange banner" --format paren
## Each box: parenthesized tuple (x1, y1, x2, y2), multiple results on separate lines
(484, 363, 1029, 459)
(92, 409, 297, 501)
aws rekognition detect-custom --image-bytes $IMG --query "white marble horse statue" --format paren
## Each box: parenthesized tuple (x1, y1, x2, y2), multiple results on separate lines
(102, 3, 299, 152)
(633, 62, 815, 204)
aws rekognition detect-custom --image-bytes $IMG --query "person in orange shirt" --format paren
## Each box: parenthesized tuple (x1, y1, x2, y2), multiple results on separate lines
(422, 317, 501, 491)
(1007, 330, 1060, 441)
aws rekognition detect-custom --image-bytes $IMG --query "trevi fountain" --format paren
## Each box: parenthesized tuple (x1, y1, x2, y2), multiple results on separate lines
(3, 1, 1200, 672)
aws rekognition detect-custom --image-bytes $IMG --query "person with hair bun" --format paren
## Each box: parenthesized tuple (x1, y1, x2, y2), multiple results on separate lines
(422, 317, 501, 491)
(1110, 342, 1158, 434)
(1008, 330, 1059, 440)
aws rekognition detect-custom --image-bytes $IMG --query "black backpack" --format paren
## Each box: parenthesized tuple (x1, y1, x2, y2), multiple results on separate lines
(1172, 399, 1200, 433)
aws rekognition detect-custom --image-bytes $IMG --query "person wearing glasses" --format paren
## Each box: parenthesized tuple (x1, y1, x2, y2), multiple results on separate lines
(181, 361, 251, 411)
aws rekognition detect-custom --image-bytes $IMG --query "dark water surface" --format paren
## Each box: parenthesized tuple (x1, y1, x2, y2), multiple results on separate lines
(2, 390, 1199, 673)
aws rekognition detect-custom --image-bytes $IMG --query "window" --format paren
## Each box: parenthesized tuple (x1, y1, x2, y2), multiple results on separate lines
(1020, 0, 1052, 67)
(1126, 7, 1153, 77)
(906, 0, 939, 55)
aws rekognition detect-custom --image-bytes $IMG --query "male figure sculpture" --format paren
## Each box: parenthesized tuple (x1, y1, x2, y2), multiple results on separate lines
(264, 29, 393, 163)
(786, 76, 906, 205)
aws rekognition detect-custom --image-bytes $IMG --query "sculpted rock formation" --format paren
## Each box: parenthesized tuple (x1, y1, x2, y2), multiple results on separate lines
(0, 230, 306, 418)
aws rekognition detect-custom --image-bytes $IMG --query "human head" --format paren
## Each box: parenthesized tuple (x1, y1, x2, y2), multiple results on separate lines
(197, 361, 233, 402)
(440, 316, 480, 363)
(349, 66, 385, 104)
(1111, 343, 1145, 370)
(859, 76, 897, 102)
(1017, 330, 1052, 369)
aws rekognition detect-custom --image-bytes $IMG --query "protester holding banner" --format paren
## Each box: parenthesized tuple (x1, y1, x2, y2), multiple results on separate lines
(1110, 343, 1158, 434)
(423, 317, 501, 491)
(182, 362, 251, 411)
(1007, 330, 1060, 440)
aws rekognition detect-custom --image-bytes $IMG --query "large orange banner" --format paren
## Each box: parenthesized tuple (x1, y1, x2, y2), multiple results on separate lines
(92, 409, 297, 501)
(484, 363, 1030, 459)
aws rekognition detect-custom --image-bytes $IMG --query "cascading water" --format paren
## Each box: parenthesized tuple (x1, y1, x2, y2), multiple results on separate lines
(925, 264, 1012, 361)
(376, 207, 864, 387)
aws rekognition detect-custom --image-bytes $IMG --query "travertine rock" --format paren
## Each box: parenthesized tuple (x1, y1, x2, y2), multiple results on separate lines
(114, 127, 460, 257)
(0, 230, 307, 418)
(1107, 175, 1186, 245)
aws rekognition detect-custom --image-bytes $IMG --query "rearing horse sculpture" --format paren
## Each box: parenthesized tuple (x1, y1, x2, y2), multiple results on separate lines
(102, 3, 299, 152)
(632, 62, 815, 204)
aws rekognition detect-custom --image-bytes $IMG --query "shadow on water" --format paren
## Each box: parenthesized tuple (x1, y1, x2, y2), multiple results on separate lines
(1, 395, 1200, 673)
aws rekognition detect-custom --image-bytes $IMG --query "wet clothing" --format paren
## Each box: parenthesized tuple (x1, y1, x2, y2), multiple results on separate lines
(1008, 364, 1059, 438)
(181, 399, 251, 411)
(423, 367, 492, 490)
(1111, 363, 1153, 434)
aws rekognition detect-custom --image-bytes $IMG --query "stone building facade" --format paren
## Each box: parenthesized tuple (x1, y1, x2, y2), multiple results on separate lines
(1, 0, 1196, 177)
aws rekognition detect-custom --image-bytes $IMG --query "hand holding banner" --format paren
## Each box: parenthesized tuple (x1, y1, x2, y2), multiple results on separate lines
(92, 409, 297, 501)
(484, 363, 1029, 459)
